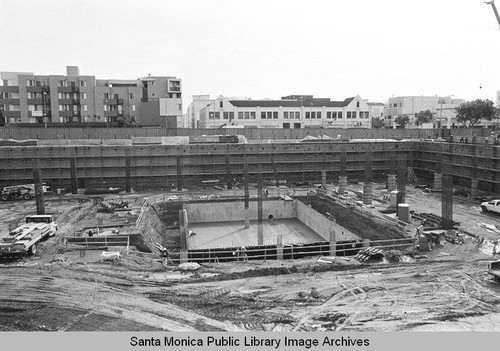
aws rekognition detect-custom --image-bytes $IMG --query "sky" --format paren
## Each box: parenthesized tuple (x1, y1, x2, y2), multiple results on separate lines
(2, 0, 500, 109)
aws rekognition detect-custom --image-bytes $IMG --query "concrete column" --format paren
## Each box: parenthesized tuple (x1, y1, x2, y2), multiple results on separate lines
(176, 155, 183, 191)
(362, 239, 370, 248)
(338, 176, 348, 194)
(387, 174, 397, 192)
(70, 157, 78, 194)
(471, 178, 478, 199)
(125, 153, 131, 193)
(321, 170, 327, 187)
(329, 229, 336, 257)
(363, 182, 373, 205)
(257, 164, 264, 246)
(244, 155, 250, 229)
(276, 233, 283, 260)
(434, 173, 442, 192)
(225, 151, 232, 190)
(179, 209, 188, 251)
(32, 159, 45, 215)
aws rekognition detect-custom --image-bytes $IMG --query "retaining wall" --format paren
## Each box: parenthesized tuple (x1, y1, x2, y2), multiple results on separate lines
(296, 200, 360, 241)
(184, 199, 296, 223)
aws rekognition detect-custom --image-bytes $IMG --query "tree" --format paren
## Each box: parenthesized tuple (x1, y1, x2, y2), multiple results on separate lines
(455, 99, 496, 127)
(394, 115, 410, 128)
(371, 116, 385, 129)
(416, 110, 433, 125)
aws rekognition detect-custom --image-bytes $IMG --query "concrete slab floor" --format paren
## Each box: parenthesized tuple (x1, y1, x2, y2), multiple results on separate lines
(188, 218, 325, 250)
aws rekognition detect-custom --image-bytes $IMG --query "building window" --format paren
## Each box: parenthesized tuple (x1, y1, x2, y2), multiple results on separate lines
(363, 111, 369, 118)
(82, 105, 88, 111)
(79, 81, 87, 87)
(250, 111, 256, 119)
(317, 111, 321, 119)
(295, 112, 300, 119)
(2, 80, 12, 86)
(223, 112, 229, 119)
(59, 80, 67, 87)
(80, 93, 87, 99)
(266, 111, 272, 119)
(229, 112, 234, 119)
(219, 101, 223, 108)
(305, 112, 310, 119)
(284, 112, 288, 119)
(261, 111, 266, 119)
(130, 105, 136, 112)
(238, 112, 244, 119)
(327, 111, 331, 119)
(273, 111, 278, 119)
(27, 79, 35, 87)
(356, 101, 360, 108)
(114, 93, 121, 99)
(243, 111, 249, 119)
(337, 111, 342, 119)
(129, 93, 134, 99)
(104, 105, 109, 111)
(104, 93, 110, 99)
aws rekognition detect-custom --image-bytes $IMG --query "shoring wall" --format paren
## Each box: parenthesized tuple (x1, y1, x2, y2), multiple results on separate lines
(0, 126, 452, 140)
(0, 140, 499, 191)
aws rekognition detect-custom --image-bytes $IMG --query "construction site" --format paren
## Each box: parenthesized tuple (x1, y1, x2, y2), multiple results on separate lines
(0, 128, 500, 332)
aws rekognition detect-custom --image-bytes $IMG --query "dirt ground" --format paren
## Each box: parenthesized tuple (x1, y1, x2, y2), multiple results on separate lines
(1, 184, 500, 332)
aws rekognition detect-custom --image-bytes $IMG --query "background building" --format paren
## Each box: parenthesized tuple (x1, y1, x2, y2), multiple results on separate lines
(384, 96, 465, 129)
(198, 94, 372, 129)
(186, 94, 214, 128)
(0, 66, 182, 127)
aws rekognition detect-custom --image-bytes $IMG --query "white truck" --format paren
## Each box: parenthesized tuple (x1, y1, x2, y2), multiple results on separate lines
(0, 215, 58, 256)
(481, 199, 500, 214)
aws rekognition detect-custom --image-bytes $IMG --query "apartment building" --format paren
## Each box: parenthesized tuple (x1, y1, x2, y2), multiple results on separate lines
(384, 96, 465, 129)
(0, 66, 182, 127)
(198, 95, 372, 129)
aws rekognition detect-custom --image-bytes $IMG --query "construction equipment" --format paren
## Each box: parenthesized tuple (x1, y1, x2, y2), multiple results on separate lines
(0, 215, 58, 256)
(485, 1, 500, 28)
(1, 183, 49, 201)
(487, 260, 500, 281)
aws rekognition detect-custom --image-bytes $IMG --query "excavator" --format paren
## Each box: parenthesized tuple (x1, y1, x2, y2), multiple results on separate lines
(485, 0, 500, 28)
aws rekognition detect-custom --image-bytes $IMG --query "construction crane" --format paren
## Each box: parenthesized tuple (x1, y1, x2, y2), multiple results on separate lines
(485, 0, 500, 28)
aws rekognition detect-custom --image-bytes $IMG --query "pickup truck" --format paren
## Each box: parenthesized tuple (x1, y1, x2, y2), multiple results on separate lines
(487, 261, 500, 282)
(481, 199, 500, 214)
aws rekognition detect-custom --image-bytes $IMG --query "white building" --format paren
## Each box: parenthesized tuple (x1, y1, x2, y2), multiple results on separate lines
(384, 96, 464, 129)
(198, 95, 373, 129)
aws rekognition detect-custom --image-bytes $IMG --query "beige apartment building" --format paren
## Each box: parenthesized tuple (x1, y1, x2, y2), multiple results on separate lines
(198, 95, 373, 129)
(0, 66, 182, 127)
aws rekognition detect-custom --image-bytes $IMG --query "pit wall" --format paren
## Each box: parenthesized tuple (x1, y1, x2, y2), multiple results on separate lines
(184, 199, 296, 223)
(296, 200, 360, 241)
(135, 202, 172, 252)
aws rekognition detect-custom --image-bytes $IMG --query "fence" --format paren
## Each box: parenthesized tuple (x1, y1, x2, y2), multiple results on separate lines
(184, 237, 416, 263)
(2, 126, 488, 141)
(65, 235, 130, 254)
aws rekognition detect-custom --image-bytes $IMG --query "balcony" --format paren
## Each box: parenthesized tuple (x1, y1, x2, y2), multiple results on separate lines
(58, 98, 73, 104)
(59, 110, 74, 117)
(104, 98, 117, 105)
(58, 86, 80, 93)
(72, 98, 80, 105)
(2, 111, 21, 118)
(27, 98, 44, 105)
(26, 86, 45, 93)
(0, 86, 19, 93)
(116, 98, 123, 104)
(0, 98, 20, 105)
(104, 110, 118, 117)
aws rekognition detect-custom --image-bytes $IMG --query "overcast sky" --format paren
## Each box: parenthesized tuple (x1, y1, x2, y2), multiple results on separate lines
(2, 0, 500, 107)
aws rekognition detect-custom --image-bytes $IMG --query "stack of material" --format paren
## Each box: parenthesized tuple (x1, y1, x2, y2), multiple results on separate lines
(354, 247, 383, 262)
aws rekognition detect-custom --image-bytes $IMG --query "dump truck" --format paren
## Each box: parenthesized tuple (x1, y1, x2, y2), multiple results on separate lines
(481, 199, 500, 214)
(0, 215, 58, 256)
(487, 261, 500, 282)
